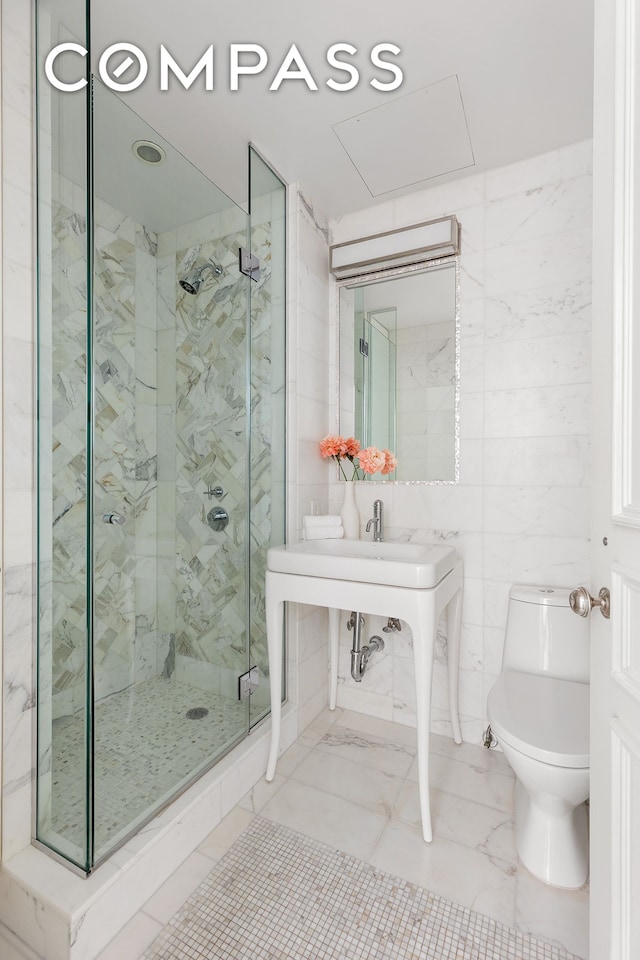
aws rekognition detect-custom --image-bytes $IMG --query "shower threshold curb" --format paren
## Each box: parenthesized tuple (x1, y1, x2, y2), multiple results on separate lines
(0, 705, 297, 960)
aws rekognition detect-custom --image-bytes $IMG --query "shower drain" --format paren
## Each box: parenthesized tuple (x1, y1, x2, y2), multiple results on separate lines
(186, 707, 209, 720)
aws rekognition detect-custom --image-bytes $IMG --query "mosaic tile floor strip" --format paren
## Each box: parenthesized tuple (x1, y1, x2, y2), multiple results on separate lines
(142, 816, 584, 960)
(52, 678, 246, 854)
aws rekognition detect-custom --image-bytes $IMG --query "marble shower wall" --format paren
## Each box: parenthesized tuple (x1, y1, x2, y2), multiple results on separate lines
(95, 200, 160, 701)
(2, 0, 37, 861)
(43, 182, 161, 718)
(157, 202, 280, 706)
(328, 140, 593, 743)
(163, 216, 250, 699)
(45, 186, 279, 715)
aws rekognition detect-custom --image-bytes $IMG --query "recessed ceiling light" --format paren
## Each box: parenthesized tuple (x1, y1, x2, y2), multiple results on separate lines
(132, 139, 166, 165)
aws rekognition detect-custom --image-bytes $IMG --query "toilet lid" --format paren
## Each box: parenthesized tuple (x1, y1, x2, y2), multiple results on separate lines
(487, 671, 589, 768)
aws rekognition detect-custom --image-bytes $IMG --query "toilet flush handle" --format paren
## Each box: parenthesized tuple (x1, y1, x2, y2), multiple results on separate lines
(569, 585, 611, 620)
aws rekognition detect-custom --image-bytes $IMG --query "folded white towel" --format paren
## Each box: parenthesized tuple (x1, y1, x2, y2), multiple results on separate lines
(303, 525, 344, 540)
(302, 514, 342, 528)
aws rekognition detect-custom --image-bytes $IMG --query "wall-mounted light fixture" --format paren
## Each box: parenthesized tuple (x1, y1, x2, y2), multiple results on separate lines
(330, 215, 460, 280)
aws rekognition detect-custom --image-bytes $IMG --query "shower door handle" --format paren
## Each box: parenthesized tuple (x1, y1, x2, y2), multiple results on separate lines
(102, 513, 126, 525)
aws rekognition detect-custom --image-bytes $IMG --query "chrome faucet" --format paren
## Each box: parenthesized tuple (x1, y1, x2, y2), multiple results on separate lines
(365, 499, 384, 542)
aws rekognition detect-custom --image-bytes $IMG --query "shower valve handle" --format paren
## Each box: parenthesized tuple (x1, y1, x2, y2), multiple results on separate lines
(207, 507, 229, 532)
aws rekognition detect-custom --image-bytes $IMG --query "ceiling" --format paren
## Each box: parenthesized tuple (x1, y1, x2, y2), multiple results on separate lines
(70, 1, 594, 220)
(90, 83, 235, 233)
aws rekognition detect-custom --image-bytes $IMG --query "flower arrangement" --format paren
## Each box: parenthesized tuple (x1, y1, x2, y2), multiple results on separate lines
(319, 434, 398, 480)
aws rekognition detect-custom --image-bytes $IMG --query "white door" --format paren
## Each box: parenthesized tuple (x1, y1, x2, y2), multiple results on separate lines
(591, 1, 640, 957)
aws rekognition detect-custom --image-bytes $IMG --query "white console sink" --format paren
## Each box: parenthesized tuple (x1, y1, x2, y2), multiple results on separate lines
(267, 539, 457, 589)
(265, 537, 464, 843)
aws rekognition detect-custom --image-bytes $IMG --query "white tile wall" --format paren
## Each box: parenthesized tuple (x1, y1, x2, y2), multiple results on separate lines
(287, 187, 333, 729)
(2, 0, 36, 862)
(327, 140, 592, 743)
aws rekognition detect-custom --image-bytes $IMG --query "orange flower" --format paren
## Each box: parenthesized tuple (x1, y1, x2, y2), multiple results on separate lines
(381, 449, 398, 475)
(357, 446, 386, 475)
(344, 436, 361, 457)
(319, 434, 346, 458)
(320, 435, 397, 480)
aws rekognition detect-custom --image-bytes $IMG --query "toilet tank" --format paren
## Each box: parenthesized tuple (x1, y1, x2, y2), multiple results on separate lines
(502, 584, 590, 683)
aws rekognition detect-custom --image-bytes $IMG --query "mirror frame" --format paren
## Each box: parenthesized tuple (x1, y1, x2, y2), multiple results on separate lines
(335, 255, 460, 485)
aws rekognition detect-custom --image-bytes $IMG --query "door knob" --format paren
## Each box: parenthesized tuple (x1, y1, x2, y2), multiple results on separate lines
(569, 585, 610, 619)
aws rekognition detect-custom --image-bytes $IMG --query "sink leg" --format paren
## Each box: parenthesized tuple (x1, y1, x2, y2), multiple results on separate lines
(266, 585, 284, 782)
(410, 599, 436, 843)
(447, 587, 463, 745)
(328, 607, 340, 710)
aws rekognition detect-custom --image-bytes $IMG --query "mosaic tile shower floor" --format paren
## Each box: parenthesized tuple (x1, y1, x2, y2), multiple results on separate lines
(142, 817, 582, 960)
(51, 677, 247, 853)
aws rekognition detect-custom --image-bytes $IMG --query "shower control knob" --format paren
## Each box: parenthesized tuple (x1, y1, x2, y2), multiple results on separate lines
(102, 512, 126, 525)
(569, 585, 610, 620)
(207, 507, 229, 532)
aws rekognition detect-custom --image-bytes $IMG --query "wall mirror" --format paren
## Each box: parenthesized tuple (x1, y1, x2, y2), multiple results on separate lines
(338, 258, 459, 483)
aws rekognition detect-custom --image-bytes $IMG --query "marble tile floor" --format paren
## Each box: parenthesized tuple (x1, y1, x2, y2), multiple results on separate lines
(49, 677, 247, 857)
(0, 707, 587, 960)
(141, 817, 581, 960)
(93, 707, 589, 960)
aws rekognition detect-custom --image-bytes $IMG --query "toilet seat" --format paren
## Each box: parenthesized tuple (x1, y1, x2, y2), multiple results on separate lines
(488, 671, 589, 769)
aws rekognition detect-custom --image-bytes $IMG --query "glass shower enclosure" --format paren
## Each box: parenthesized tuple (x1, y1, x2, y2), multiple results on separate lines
(36, 0, 286, 872)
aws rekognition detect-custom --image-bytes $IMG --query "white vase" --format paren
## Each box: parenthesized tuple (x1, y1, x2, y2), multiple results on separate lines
(340, 482, 360, 539)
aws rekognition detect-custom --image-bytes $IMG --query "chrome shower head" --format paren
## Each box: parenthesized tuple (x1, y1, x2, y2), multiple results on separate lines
(179, 260, 224, 295)
(179, 271, 202, 295)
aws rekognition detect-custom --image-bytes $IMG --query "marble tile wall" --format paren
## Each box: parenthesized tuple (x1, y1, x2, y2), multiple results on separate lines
(41, 185, 161, 718)
(164, 220, 250, 699)
(396, 320, 456, 481)
(42, 187, 284, 725)
(2, 0, 38, 861)
(155, 200, 284, 710)
(287, 188, 333, 732)
(328, 140, 593, 743)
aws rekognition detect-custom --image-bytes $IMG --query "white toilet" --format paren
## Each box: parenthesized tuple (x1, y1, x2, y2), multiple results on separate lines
(487, 584, 590, 889)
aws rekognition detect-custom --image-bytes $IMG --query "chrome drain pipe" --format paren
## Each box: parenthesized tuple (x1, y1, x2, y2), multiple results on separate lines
(347, 611, 365, 681)
(347, 612, 385, 681)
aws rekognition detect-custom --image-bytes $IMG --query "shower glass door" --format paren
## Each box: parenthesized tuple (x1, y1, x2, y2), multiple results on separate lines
(247, 147, 287, 726)
(36, 0, 92, 870)
(37, 0, 286, 873)
(36, 0, 271, 866)
(89, 83, 252, 861)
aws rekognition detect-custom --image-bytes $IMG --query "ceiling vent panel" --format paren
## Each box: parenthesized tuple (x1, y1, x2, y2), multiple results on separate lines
(333, 75, 475, 197)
